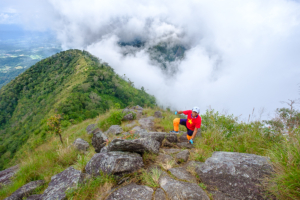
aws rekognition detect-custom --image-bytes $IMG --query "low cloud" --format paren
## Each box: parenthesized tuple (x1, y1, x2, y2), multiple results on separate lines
(2, 0, 300, 119)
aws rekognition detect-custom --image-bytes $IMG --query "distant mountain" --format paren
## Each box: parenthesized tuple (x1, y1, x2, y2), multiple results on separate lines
(0, 49, 156, 169)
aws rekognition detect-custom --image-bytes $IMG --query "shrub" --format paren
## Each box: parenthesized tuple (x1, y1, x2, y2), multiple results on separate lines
(99, 110, 125, 131)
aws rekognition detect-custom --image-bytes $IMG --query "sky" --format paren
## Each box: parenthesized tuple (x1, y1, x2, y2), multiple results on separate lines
(1, 0, 300, 121)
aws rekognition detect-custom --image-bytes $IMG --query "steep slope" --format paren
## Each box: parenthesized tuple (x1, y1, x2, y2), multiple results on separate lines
(0, 49, 155, 169)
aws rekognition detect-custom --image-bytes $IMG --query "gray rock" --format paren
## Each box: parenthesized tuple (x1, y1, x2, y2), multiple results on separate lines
(40, 167, 83, 200)
(154, 188, 167, 200)
(179, 133, 188, 142)
(107, 138, 160, 154)
(156, 153, 174, 164)
(140, 132, 178, 145)
(176, 150, 190, 163)
(177, 142, 194, 149)
(161, 139, 177, 148)
(105, 125, 123, 135)
(100, 146, 108, 153)
(73, 138, 89, 151)
(133, 105, 143, 110)
(26, 195, 42, 200)
(91, 128, 107, 153)
(131, 126, 148, 134)
(154, 111, 163, 118)
(183, 160, 204, 170)
(159, 175, 210, 200)
(195, 151, 273, 200)
(123, 113, 134, 121)
(138, 117, 155, 131)
(168, 167, 197, 183)
(106, 183, 153, 200)
(4, 180, 45, 200)
(86, 124, 96, 134)
(0, 165, 19, 188)
(85, 151, 144, 176)
(122, 107, 143, 119)
(210, 191, 239, 200)
(160, 148, 181, 154)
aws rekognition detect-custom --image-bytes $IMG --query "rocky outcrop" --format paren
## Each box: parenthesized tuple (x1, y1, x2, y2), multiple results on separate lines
(73, 138, 89, 151)
(106, 183, 153, 200)
(107, 138, 160, 154)
(91, 128, 107, 153)
(138, 117, 155, 131)
(4, 180, 45, 200)
(40, 167, 84, 200)
(159, 175, 210, 200)
(122, 105, 143, 119)
(176, 149, 190, 163)
(168, 167, 197, 183)
(154, 188, 167, 200)
(85, 151, 144, 176)
(0, 165, 19, 188)
(86, 124, 96, 134)
(160, 148, 181, 154)
(123, 113, 134, 121)
(105, 125, 123, 135)
(100, 146, 108, 153)
(156, 153, 174, 164)
(139, 132, 178, 145)
(154, 111, 163, 118)
(195, 151, 273, 199)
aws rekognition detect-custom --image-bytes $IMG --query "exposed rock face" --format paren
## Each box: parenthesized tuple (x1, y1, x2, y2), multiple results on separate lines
(168, 167, 197, 183)
(154, 111, 163, 118)
(100, 146, 108, 153)
(4, 180, 45, 200)
(131, 126, 147, 134)
(133, 105, 143, 110)
(140, 132, 178, 145)
(107, 138, 160, 154)
(122, 105, 143, 119)
(177, 142, 194, 149)
(85, 151, 144, 176)
(40, 167, 83, 200)
(73, 138, 89, 151)
(123, 113, 134, 121)
(105, 125, 123, 135)
(26, 194, 42, 200)
(156, 153, 174, 164)
(176, 149, 190, 163)
(159, 175, 210, 200)
(91, 128, 107, 153)
(195, 151, 273, 199)
(106, 183, 153, 200)
(86, 124, 96, 134)
(154, 188, 167, 200)
(138, 117, 155, 131)
(160, 148, 181, 154)
(0, 165, 19, 188)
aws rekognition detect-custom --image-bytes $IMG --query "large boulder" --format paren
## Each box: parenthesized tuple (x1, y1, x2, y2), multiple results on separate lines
(85, 151, 144, 176)
(123, 113, 134, 121)
(73, 138, 89, 151)
(86, 124, 96, 134)
(138, 117, 155, 131)
(91, 128, 108, 153)
(40, 167, 84, 200)
(168, 167, 197, 183)
(195, 151, 273, 199)
(0, 165, 19, 188)
(105, 125, 123, 135)
(106, 183, 154, 200)
(107, 138, 160, 154)
(159, 175, 210, 200)
(140, 132, 178, 145)
(106, 183, 153, 200)
(4, 180, 45, 200)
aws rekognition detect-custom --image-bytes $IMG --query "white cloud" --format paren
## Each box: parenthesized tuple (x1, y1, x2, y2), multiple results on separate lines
(3, 0, 300, 119)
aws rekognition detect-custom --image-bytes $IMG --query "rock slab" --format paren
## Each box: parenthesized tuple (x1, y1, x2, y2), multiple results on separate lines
(106, 183, 153, 200)
(91, 128, 108, 153)
(86, 124, 95, 134)
(4, 180, 45, 200)
(169, 167, 197, 183)
(85, 151, 144, 176)
(40, 167, 83, 200)
(159, 175, 210, 200)
(73, 138, 89, 151)
(105, 125, 123, 135)
(176, 149, 190, 163)
(0, 165, 18, 188)
(140, 132, 178, 145)
(138, 117, 155, 131)
(107, 138, 160, 154)
(196, 151, 273, 199)
(154, 188, 167, 200)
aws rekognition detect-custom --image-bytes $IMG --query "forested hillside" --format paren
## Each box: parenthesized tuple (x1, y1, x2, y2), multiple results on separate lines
(0, 49, 155, 169)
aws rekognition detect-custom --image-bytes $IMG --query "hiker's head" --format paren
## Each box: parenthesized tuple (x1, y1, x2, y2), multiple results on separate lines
(192, 106, 200, 117)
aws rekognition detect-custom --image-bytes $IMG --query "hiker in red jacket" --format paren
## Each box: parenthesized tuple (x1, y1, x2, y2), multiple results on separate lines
(170, 107, 201, 144)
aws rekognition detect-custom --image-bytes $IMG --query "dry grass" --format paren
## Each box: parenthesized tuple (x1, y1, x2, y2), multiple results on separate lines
(159, 160, 176, 170)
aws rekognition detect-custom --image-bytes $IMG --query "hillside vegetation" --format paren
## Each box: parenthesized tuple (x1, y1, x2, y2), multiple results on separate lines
(0, 49, 155, 170)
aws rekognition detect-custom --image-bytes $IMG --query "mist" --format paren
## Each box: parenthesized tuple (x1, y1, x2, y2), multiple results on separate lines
(2, 0, 300, 120)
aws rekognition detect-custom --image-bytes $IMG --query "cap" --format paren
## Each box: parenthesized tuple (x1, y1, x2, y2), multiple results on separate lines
(192, 106, 200, 114)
